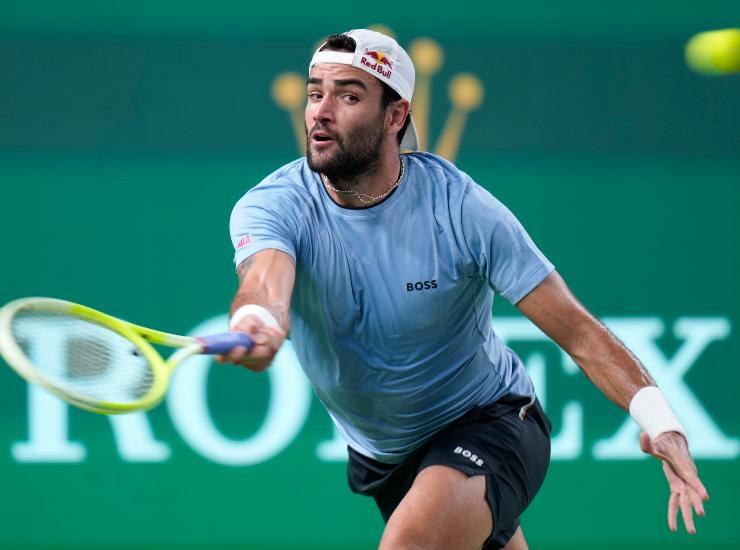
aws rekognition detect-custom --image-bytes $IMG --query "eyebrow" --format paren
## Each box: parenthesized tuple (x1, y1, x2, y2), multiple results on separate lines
(306, 77, 369, 91)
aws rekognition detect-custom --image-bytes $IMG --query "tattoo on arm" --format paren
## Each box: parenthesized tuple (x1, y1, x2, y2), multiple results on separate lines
(236, 256, 257, 281)
(232, 257, 266, 315)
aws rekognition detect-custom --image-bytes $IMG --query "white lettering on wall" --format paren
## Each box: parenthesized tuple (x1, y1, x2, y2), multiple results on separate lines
(8, 316, 736, 464)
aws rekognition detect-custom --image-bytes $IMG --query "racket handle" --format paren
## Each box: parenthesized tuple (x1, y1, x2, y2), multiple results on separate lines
(196, 332, 254, 354)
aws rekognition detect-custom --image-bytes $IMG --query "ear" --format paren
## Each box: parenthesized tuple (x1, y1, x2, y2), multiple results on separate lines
(385, 99, 410, 137)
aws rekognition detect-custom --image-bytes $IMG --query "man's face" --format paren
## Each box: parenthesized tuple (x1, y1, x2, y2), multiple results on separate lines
(305, 63, 387, 182)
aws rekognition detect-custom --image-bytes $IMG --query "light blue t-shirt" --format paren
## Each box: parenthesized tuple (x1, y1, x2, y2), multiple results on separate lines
(230, 152, 554, 463)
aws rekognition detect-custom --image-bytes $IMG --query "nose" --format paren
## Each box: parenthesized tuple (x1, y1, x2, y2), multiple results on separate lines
(312, 95, 335, 124)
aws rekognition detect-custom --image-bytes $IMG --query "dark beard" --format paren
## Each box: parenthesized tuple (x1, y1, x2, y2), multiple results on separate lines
(306, 118, 385, 184)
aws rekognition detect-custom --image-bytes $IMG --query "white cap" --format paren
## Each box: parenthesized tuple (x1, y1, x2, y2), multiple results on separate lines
(309, 29, 419, 151)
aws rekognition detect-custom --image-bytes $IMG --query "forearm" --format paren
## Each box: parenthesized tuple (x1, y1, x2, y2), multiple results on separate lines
(549, 294, 685, 441)
(567, 315, 655, 411)
(231, 251, 295, 333)
(517, 271, 655, 411)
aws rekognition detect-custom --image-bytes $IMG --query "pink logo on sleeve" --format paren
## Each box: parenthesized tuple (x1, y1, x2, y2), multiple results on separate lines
(236, 235, 252, 249)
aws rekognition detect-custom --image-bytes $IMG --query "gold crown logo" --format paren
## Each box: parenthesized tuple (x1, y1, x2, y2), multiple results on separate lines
(271, 26, 484, 162)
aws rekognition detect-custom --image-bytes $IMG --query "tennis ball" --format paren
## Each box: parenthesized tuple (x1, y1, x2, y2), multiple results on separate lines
(685, 28, 740, 75)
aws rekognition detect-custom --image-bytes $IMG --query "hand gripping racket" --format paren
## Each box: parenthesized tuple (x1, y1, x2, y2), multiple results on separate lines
(0, 297, 253, 414)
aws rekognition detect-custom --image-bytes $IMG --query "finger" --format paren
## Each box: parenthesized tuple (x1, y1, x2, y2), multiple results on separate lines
(268, 335, 284, 353)
(662, 460, 680, 485)
(222, 346, 249, 363)
(251, 332, 269, 345)
(689, 487, 706, 518)
(262, 324, 288, 339)
(244, 362, 270, 372)
(241, 356, 271, 370)
(235, 355, 271, 372)
(668, 492, 678, 532)
(668, 458, 698, 483)
(233, 316, 266, 335)
(675, 471, 710, 502)
(689, 476, 709, 502)
(651, 435, 707, 495)
(680, 491, 696, 534)
(663, 456, 709, 502)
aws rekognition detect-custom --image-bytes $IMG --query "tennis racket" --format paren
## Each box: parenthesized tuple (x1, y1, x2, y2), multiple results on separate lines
(0, 297, 253, 415)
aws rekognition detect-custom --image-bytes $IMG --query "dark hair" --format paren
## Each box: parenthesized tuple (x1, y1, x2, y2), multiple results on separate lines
(319, 34, 411, 145)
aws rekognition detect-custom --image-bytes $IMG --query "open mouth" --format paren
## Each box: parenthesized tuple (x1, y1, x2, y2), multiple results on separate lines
(311, 130, 336, 145)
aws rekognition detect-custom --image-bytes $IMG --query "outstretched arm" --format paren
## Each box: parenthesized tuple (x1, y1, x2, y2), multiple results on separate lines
(219, 248, 296, 372)
(516, 270, 709, 533)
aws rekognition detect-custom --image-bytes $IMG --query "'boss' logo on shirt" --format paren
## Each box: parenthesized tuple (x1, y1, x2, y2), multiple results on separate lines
(406, 280, 438, 292)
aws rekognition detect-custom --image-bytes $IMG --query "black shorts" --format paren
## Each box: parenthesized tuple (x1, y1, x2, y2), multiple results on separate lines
(347, 394, 552, 549)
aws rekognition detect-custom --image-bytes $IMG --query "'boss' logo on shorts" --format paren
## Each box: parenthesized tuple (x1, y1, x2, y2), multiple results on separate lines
(406, 280, 438, 292)
(454, 446, 484, 467)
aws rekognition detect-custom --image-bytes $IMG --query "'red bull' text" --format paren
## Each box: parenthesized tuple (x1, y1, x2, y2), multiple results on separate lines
(360, 56, 392, 79)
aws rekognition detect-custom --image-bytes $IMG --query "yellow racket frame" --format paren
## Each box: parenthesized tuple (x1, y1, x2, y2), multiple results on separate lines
(0, 297, 203, 414)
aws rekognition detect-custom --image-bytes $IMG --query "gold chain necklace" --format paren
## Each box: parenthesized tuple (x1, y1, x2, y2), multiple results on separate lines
(321, 157, 405, 206)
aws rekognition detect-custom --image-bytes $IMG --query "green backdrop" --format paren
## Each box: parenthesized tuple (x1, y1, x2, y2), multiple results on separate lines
(1, 2, 738, 548)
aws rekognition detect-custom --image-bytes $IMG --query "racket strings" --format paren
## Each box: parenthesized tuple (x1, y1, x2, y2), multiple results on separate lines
(10, 310, 156, 404)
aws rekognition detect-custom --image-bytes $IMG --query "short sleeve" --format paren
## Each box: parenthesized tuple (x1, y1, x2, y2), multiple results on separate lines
(461, 181, 554, 304)
(229, 180, 301, 268)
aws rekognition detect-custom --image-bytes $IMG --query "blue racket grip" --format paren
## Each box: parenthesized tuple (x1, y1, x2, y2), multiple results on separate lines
(196, 332, 255, 355)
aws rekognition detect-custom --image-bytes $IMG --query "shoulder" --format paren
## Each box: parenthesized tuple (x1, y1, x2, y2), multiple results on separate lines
(240, 158, 313, 204)
(232, 158, 316, 217)
(406, 152, 502, 211)
(230, 158, 318, 237)
(406, 152, 470, 185)
(261, 157, 313, 187)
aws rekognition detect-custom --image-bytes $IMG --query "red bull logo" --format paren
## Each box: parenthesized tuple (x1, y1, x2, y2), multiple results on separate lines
(361, 48, 393, 79)
(363, 48, 393, 68)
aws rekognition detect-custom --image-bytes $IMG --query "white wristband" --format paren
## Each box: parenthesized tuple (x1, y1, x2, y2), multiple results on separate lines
(229, 304, 280, 331)
(629, 386, 686, 441)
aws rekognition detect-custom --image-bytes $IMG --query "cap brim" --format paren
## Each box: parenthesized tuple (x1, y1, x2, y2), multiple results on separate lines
(400, 114, 420, 151)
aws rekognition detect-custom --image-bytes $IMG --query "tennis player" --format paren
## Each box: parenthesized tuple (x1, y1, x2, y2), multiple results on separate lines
(222, 29, 708, 550)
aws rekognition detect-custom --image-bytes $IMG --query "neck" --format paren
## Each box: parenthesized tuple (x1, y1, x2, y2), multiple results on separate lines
(322, 153, 403, 208)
